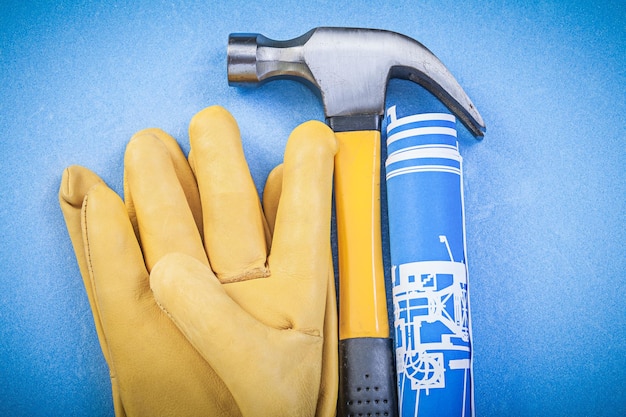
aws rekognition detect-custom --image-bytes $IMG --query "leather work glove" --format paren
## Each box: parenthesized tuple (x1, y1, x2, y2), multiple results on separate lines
(59, 106, 339, 416)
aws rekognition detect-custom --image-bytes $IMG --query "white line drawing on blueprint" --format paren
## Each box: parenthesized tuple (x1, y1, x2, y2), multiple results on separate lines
(393, 235, 471, 412)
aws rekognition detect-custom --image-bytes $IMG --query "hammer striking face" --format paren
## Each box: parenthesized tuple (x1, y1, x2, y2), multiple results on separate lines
(228, 27, 485, 136)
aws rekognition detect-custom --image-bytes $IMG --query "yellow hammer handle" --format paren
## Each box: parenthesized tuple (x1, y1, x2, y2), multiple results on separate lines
(334, 130, 389, 340)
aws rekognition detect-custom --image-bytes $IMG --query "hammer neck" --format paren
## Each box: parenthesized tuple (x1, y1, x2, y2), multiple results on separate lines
(326, 115, 382, 132)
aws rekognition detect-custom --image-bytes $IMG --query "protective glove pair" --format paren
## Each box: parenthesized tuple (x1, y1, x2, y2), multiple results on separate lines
(59, 106, 339, 416)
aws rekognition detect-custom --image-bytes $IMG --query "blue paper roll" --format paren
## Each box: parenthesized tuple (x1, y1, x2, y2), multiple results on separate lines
(385, 106, 474, 417)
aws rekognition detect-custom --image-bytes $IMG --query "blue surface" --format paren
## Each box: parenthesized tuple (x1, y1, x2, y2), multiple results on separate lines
(1, 1, 624, 416)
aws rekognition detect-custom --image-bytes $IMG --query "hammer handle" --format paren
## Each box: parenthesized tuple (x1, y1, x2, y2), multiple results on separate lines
(334, 130, 397, 416)
(334, 130, 388, 339)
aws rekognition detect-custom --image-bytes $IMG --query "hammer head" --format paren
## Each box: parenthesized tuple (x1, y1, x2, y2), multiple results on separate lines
(228, 27, 485, 136)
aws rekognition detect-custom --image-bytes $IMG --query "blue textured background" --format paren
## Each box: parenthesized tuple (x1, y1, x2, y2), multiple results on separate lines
(1, 1, 624, 416)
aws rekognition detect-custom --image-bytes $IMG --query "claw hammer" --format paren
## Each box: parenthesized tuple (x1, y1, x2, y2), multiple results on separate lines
(226, 27, 485, 416)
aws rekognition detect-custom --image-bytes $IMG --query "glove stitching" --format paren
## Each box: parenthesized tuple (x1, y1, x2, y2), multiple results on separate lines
(297, 328, 322, 338)
(154, 298, 176, 324)
(80, 191, 123, 384)
(82, 193, 97, 293)
(218, 266, 270, 283)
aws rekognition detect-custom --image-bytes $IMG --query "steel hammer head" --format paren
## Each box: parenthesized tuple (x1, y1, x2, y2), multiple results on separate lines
(228, 27, 485, 136)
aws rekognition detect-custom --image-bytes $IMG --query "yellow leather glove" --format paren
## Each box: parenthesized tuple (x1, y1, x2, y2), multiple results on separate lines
(59, 106, 338, 417)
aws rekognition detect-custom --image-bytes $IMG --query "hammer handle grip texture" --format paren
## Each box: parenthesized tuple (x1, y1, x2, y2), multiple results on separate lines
(334, 130, 397, 417)
(338, 338, 398, 417)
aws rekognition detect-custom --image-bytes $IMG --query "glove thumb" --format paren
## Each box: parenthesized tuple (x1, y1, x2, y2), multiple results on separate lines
(150, 253, 324, 417)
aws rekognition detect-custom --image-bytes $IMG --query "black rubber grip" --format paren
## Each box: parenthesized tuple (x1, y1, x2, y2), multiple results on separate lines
(338, 337, 398, 417)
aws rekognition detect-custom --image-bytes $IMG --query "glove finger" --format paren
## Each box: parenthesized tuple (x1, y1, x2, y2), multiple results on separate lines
(151, 252, 323, 417)
(263, 163, 340, 417)
(124, 128, 203, 242)
(270, 120, 336, 274)
(59, 165, 105, 291)
(61, 169, 130, 414)
(59, 165, 110, 364)
(124, 130, 207, 271)
(262, 164, 283, 238)
(81, 182, 150, 321)
(189, 106, 269, 283)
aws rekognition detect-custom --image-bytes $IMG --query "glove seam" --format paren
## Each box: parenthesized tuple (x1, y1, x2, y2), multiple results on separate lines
(82, 192, 98, 298)
(218, 266, 270, 283)
(154, 298, 176, 324)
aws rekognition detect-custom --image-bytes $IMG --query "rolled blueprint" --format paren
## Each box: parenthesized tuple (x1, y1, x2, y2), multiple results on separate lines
(385, 105, 474, 417)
